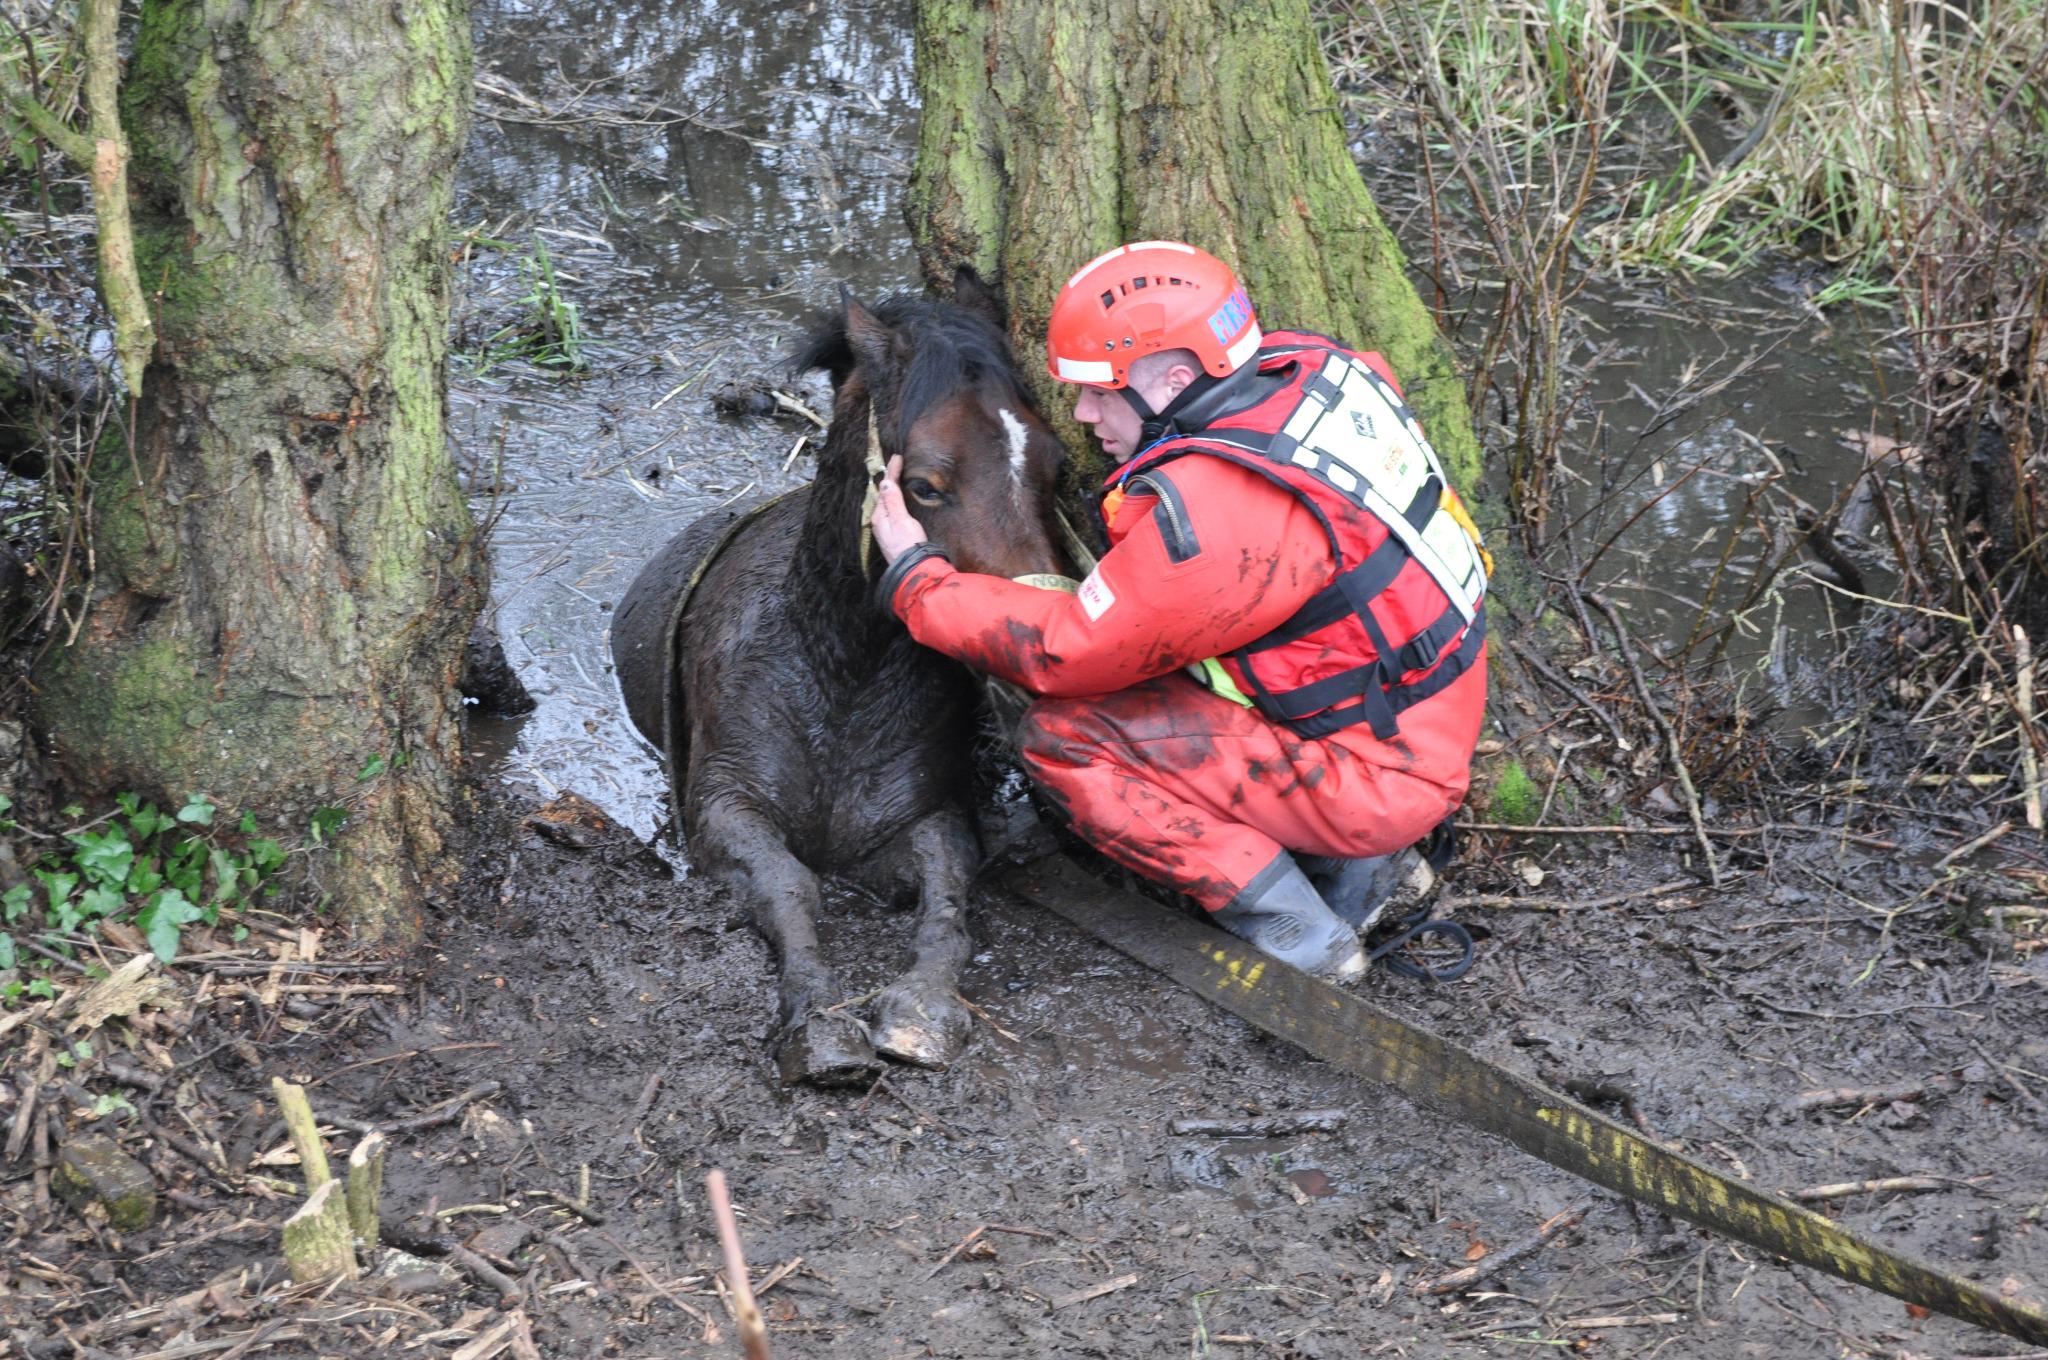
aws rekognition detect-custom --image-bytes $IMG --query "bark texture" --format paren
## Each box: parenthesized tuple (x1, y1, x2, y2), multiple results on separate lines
(31, 0, 480, 937)
(908, 0, 1481, 495)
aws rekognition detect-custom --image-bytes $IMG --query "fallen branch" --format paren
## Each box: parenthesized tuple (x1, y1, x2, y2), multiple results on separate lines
(2019, 627, 2042, 831)
(1167, 1110, 1347, 1137)
(1420, 1198, 1592, 1295)
(326, 1081, 500, 1136)
(1789, 1176, 1956, 1203)
(706, 1170, 771, 1360)
(1049, 1272, 1139, 1311)
(1781, 1075, 1958, 1115)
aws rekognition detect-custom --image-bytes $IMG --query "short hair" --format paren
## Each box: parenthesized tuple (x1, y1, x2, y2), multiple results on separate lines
(1129, 347, 1202, 389)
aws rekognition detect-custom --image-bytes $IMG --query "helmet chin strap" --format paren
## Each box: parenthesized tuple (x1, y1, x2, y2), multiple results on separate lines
(1121, 373, 1223, 452)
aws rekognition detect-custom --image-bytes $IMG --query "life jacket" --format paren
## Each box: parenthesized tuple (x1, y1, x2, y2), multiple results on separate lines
(1105, 331, 1490, 742)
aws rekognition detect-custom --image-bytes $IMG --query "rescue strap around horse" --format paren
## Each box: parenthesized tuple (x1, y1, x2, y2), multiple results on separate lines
(998, 853, 2048, 1346)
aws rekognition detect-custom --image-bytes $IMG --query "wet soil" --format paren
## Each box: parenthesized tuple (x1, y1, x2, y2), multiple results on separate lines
(12, 781, 2039, 1358)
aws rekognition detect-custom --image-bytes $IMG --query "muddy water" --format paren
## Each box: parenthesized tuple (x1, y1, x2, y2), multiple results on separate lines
(453, 0, 923, 838)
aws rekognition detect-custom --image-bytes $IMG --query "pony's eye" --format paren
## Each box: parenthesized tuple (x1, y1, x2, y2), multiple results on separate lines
(904, 477, 947, 507)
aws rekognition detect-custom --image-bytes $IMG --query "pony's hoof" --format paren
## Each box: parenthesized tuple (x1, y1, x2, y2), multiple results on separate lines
(871, 985, 972, 1069)
(775, 1012, 881, 1087)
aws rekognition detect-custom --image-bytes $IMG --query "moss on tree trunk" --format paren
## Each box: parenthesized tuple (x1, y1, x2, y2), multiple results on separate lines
(30, 0, 480, 938)
(908, 0, 1480, 502)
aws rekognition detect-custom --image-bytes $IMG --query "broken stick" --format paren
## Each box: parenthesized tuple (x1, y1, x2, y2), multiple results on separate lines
(706, 1169, 771, 1360)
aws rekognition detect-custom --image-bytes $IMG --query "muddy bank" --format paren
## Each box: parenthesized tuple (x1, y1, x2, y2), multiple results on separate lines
(7, 779, 2041, 1358)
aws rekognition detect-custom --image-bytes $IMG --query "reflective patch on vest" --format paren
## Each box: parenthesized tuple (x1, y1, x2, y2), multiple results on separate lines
(1077, 568, 1118, 621)
(1277, 352, 1488, 622)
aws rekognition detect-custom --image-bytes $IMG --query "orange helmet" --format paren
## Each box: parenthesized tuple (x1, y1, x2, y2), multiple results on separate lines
(1045, 241, 1262, 388)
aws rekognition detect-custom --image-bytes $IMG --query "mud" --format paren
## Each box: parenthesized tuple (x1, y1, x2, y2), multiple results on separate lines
(34, 777, 2025, 1358)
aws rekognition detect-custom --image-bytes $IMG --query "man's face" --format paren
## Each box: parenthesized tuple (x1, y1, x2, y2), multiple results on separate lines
(1070, 383, 1144, 460)
(1069, 365, 1188, 460)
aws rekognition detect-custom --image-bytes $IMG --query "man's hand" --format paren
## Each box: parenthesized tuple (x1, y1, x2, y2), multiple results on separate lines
(872, 454, 929, 564)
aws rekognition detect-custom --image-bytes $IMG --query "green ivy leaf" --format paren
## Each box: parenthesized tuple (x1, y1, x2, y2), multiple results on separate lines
(28, 977, 56, 1000)
(2, 882, 31, 925)
(357, 754, 388, 781)
(68, 828, 135, 888)
(36, 869, 79, 912)
(0, 936, 14, 970)
(136, 888, 205, 963)
(309, 807, 348, 844)
(79, 886, 124, 920)
(208, 846, 242, 904)
(239, 811, 258, 835)
(248, 839, 287, 874)
(176, 795, 216, 827)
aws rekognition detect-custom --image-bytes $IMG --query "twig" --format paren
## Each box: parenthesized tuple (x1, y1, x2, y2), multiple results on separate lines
(2019, 627, 2042, 831)
(1449, 879, 1704, 913)
(706, 1170, 771, 1360)
(1422, 1198, 1593, 1295)
(1781, 1075, 1957, 1115)
(325, 1081, 500, 1136)
(925, 1224, 986, 1279)
(1167, 1110, 1348, 1137)
(1788, 1176, 1958, 1203)
(1934, 822, 2013, 872)
(1588, 594, 1720, 885)
(1048, 1273, 1139, 1310)
(1458, 821, 1896, 850)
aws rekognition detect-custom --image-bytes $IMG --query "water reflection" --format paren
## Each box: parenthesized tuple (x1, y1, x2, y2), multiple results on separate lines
(456, 0, 921, 838)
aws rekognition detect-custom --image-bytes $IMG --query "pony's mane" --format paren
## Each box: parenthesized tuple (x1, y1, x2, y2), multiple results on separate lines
(793, 295, 1035, 443)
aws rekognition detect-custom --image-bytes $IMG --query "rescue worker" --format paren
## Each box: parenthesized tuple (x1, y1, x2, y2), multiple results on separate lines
(871, 241, 1489, 981)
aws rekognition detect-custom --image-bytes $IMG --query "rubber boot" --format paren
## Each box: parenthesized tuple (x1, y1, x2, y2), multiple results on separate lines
(1296, 847, 1434, 934)
(1211, 855, 1367, 982)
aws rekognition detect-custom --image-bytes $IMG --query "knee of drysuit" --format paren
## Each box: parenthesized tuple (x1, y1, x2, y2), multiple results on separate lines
(1017, 695, 1103, 776)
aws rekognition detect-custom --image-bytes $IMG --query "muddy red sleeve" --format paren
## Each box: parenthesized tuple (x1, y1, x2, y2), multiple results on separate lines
(889, 459, 1335, 696)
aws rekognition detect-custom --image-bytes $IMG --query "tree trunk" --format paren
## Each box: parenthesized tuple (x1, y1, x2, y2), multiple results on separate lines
(30, 0, 480, 938)
(907, 0, 1481, 498)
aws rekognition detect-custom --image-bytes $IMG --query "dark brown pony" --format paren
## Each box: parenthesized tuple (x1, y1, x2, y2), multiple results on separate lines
(611, 272, 1065, 1084)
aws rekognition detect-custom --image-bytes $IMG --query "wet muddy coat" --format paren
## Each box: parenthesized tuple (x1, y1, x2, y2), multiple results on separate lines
(884, 439, 1488, 912)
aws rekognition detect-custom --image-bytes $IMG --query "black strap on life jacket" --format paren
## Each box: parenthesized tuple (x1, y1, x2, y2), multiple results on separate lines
(1121, 337, 1483, 743)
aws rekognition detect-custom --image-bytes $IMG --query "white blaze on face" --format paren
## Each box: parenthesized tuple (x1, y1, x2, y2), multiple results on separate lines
(999, 408, 1029, 503)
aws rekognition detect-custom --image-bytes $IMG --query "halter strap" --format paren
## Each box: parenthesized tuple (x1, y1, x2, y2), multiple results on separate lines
(857, 397, 1080, 592)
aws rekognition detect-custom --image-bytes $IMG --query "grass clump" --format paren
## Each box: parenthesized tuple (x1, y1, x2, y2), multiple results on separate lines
(1486, 760, 1543, 825)
(468, 233, 589, 374)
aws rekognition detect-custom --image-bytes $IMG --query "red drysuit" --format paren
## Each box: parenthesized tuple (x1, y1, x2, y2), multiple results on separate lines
(883, 452, 1488, 912)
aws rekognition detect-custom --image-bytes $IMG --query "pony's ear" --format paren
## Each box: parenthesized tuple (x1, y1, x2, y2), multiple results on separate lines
(950, 265, 1008, 329)
(840, 287, 899, 376)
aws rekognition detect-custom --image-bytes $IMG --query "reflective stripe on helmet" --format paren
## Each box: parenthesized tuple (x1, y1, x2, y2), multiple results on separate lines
(1056, 356, 1117, 383)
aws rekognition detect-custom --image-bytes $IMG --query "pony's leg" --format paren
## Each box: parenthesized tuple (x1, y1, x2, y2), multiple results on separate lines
(870, 812, 978, 1068)
(697, 799, 880, 1087)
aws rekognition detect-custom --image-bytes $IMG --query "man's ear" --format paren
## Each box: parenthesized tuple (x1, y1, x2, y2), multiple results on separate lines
(1165, 361, 1202, 399)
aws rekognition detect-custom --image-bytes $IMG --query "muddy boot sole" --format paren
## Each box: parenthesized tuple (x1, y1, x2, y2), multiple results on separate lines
(870, 985, 972, 1070)
(775, 1011, 882, 1087)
